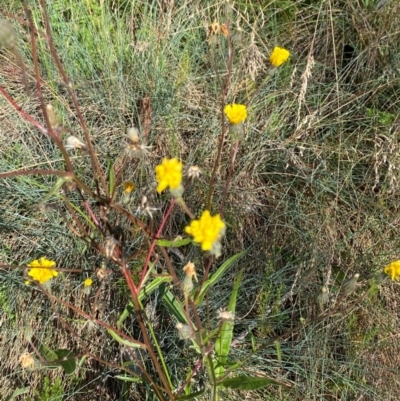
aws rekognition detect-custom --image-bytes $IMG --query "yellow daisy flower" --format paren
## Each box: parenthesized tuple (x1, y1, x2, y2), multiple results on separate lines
(270, 46, 290, 67)
(384, 260, 400, 281)
(27, 257, 58, 284)
(224, 104, 247, 125)
(155, 158, 183, 194)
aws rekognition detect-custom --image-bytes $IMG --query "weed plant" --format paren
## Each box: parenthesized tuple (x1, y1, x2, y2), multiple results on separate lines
(1, 0, 400, 400)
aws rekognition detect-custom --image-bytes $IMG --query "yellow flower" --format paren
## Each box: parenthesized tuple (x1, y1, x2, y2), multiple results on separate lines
(224, 104, 247, 125)
(155, 158, 183, 194)
(123, 181, 135, 194)
(84, 278, 93, 287)
(384, 260, 400, 281)
(27, 257, 58, 284)
(185, 211, 226, 255)
(270, 46, 290, 67)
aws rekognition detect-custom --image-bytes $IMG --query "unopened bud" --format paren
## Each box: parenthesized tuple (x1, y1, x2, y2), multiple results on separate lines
(46, 104, 59, 129)
(317, 286, 329, 310)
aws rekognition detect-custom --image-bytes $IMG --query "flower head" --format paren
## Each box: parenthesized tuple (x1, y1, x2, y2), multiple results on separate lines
(19, 353, 35, 369)
(185, 210, 226, 257)
(270, 46, 290, 67)
(84, 278, 93, 287)
(123, 181, 135, 194)
(27, 257, 58, 285)
(224, 104, 247, 125)
(64, 135, 87, 151)
(384, 260, 400, 281)
(155, 158, 183, 194)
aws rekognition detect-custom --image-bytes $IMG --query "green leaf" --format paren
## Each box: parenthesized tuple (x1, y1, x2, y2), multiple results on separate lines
(156, 237, 192, 247)
(107, 329, 144, 348)
(160, 282, 188, 323)
(214, 269, 243, 378)
(107, 153, 116, 197)
(5, 387, 29, 401)
(176, 389, 206, 400)
(115, 375, 142, 383)
(218, 375, 281, 390)
(54, 349, 76, 374)
(39, 344, 58, 363)
(195, 251, 246, 306)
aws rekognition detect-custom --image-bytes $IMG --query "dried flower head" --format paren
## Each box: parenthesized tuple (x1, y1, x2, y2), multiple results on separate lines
(155, 158, 183, 195)
(104, 235, 119, 259)
(270, 46, 290, 67)
(46, 104, 59, 129)
(176, 322, 194, 340)
(185, 210, 226, 257)
(125, 127, 151, 158)
(224, 104, 247, 125)
(341, 273, 360, 295)
(137, 195, 159, 219)
(317, 286, 329, 310)
(19, 353, 35, 369)
(187, 165, 201, 180)
(182, 262, 197, 297)
(64, 135, 87, 151)
(27, 257, 58, 285)
(220, 23, 228, 37)
(96, 265, 112, 281)
(384, 260, 400, 281)
(217, 308, 235, 322)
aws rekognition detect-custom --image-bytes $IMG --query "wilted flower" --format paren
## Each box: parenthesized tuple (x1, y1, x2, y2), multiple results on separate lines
(187, 165, 201, 180)
(19, 353, 35, 369)
(224, 104, 247, 125)
(137, 195, 159, 219)
(384, 260, 400, 281)
(341, 273, 360, 295)
(176, 322, 194, 340)
(182, 262, 198, 297)
(155, 158, 183, 196)
(64, 135, 87, 151)
(317, 286, 329, 310)
(270, 46, 290, 67)
(217, 308, 235, 322)
(185, 210, 226, 257)
(27, 257, 58, 285)
(125, 127, 151, 158)
(104, 235, 119, 259)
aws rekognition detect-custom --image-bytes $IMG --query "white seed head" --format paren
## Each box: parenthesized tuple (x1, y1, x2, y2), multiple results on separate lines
(65, 135, 87, 151)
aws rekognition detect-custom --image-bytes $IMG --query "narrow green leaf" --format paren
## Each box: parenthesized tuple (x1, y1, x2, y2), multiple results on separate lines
(156, 237, 192, 247)
(54, 349, 76, 374)
(214, 269, 243, 378)
(218, 375, 281, 390)
(195, 251, 246, 306)
(107, 329, 144, 348)
(115, 375, 142, 383)
(176, 389, 206, 400)
(5, 387, 29, 401)
(160, 282, 188, 323)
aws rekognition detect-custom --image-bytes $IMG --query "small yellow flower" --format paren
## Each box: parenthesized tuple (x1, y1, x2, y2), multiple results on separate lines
(270, 46, 290, 67)
(185, 211, 226, 256)
(384, 260, 400, 281)
(27, 257, 58, 285)
(123, 181, 135, 194)
(84, 278, 93, 287)
(224, 104, 247, 125)
(155, 158, 183, 194)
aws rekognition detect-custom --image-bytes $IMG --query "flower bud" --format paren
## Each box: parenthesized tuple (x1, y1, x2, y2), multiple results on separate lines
(65, 135, 87, 151)
(341, 273, 360, 295)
